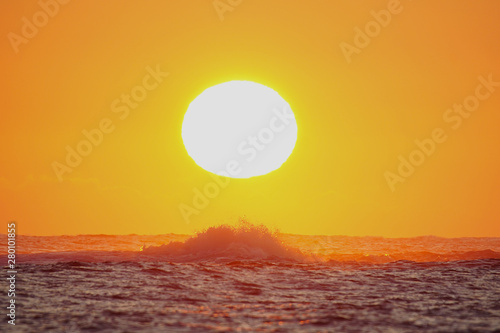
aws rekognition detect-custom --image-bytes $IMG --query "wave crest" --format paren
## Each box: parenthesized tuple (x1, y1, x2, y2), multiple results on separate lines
(142, 223, 304, 261)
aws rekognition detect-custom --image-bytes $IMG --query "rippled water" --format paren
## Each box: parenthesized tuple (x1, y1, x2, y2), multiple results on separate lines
(2, 225, 500, 332)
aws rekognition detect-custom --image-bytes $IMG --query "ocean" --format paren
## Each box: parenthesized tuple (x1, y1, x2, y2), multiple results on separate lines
(2, 224, 500, 332)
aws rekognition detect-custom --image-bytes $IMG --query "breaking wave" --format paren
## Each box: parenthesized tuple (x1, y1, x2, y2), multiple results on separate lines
(142, 223, 305, 261)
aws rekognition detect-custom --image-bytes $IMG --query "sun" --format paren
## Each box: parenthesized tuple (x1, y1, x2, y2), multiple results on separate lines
(182, 81, 298, 178)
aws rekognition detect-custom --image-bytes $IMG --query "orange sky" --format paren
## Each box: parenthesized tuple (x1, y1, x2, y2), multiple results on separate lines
(1, 1, 499, 237)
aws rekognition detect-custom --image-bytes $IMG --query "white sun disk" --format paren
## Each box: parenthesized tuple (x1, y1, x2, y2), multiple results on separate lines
(182, 81, 297, 178)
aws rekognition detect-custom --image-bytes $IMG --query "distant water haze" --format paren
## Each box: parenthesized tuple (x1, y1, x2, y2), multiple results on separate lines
(4, 223, 500, 263)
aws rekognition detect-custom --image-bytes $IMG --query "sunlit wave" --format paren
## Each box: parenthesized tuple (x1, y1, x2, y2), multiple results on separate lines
(142, 223, 305, 261)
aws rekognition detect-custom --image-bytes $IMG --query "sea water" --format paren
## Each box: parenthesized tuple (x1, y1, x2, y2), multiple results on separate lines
(2, 225, 499, 332)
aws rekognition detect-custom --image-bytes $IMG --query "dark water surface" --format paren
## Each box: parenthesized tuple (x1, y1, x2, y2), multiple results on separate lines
(10, 259, 500, 332)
